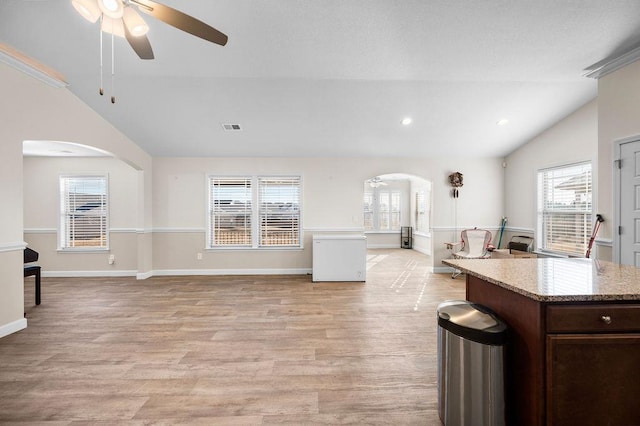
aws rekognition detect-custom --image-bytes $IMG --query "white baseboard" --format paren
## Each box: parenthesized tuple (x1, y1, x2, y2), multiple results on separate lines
(152, 268, 312, 276)
(366, 244, 400, 249)
(433, 266, 456, 274)
(137, 271, 153, 280)
(412, 246, 431, 256)
(42, 270, 138, 278)
(0, 318, 27, 338)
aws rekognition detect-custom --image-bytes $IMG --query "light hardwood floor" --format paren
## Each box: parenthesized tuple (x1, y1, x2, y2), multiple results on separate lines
(1, 249, 464, 424)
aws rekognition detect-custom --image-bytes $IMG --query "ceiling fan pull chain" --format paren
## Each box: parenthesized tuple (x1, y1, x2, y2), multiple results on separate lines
(99, 14, 104, 96)
(111, 31, 115, 104)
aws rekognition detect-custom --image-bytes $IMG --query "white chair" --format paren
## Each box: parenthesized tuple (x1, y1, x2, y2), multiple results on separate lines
(450, 228, 492, 278)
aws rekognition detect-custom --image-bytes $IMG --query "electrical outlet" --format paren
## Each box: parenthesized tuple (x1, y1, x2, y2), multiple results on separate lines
(108, 254, 115, 265)
(196, 252, 203, 260)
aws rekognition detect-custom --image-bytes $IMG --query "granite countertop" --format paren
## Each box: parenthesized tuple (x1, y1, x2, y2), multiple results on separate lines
(442, 258, 640, 302)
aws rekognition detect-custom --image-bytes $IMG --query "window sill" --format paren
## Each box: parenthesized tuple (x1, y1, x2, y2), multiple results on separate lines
(206, 246, 304, 252)
(57, 248, 110, 253)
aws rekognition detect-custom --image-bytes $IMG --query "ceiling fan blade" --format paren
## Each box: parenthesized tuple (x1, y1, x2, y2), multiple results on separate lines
(131, 0, 228, 46)
(124, 24, 155, 60)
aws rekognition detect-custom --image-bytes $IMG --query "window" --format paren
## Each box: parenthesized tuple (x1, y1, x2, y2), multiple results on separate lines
(259, 177, 301, 246)
(209, 178, 252, 246)
(59, 175, 108, 249)
(208, 176, 301, 248)
(415, 188, 430, 233)
(363, 189, 401, 231)
(537, 162, 592, 255)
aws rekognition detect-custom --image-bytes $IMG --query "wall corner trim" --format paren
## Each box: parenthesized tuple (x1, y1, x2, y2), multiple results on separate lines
(137, 271, 153, 280)
(0, 318, 27, 339)
(0, 241, 27, 253)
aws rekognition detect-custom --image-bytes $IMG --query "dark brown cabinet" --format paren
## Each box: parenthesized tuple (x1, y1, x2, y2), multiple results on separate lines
(546, 333, 640, 425)
(466, 276, 640, 426)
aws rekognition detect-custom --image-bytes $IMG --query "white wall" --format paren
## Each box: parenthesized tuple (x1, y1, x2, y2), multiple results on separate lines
(410, 177, 432, 255)
(598, 60, 640, 261)
(152, 157, 504, 274)
(23, 157, 141, 275)
(504, 100, 598, 250)
(0, 63, 152, 338)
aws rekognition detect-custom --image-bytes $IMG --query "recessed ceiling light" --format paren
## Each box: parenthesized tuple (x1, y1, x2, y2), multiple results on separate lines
(401, 117, 412, 126)
(496, 119, 509, 126)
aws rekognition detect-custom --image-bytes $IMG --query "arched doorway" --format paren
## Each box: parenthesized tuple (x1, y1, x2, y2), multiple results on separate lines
(22, 140, 146, 285)
(363, 173, 432, 256)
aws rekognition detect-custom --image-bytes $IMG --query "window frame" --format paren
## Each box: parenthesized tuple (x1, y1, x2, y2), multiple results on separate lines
(207, 175, 303, 250)
(363, 188, 402, 232)
(58, 174, 109, 251)
(208, 176, 254, 248)
(536, 161, 592, 256)
(415, 188, 431, 234)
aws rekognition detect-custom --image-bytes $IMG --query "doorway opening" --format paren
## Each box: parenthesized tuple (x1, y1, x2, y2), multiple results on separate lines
(363, 173, 432, 256)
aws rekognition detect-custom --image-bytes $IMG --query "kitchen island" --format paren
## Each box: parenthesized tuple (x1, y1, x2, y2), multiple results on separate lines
(442, 258, 640, 426)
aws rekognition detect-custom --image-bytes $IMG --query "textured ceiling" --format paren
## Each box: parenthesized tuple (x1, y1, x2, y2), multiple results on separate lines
(3, 0, 640, 158)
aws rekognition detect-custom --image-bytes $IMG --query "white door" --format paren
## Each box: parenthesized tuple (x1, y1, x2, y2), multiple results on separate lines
(620, 140, 640, 267)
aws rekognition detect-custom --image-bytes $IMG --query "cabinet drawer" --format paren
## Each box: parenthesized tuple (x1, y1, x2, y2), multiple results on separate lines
(547, 304, 640, 333)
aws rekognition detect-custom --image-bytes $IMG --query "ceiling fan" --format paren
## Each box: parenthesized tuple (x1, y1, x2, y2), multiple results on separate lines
(71, 0, 228, 60)
(368, 177, 389, 188)
(71, 0, 227, 102)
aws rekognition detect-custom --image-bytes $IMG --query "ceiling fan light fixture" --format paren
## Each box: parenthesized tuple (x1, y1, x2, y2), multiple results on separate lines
(101, 15, 125, 38)
(123, 7, 149, 37)
(71, 0, 101, 23)
(98, 0, 124, 19)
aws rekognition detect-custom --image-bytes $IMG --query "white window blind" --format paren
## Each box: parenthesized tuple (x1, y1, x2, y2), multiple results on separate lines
(209, 177, 252, 247)
(363, 191, 374, 231)
(208, 176, 301, 248)
(363, 189, 401, 231)
(537, 162, 592, 256)
(59, 175, 108, 249)
(258, 177, 301, 247)
(415, 189, 429, 233)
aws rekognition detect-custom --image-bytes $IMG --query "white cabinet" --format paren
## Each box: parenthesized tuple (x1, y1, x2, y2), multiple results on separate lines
(312, 235, 367, 282)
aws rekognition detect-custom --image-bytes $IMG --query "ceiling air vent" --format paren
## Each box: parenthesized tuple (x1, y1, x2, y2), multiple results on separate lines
(221, 123, 242, 131)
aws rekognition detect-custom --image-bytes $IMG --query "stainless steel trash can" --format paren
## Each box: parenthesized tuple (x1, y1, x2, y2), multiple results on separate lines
(437, 300, 508, 426)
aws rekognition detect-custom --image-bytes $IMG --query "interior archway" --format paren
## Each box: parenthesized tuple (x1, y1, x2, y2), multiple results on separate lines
(363, 173, 432, 257)
(22, 139, 147, 290)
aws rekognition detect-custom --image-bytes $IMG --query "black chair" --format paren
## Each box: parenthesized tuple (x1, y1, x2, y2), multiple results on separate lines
(24, 248, 41, 305)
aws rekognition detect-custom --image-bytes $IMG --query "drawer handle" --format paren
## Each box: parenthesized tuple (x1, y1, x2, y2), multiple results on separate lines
(601, 315, 612, 324)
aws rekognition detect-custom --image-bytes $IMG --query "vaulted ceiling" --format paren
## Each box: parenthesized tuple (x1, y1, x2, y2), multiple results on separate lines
(3, 0, 640, 158)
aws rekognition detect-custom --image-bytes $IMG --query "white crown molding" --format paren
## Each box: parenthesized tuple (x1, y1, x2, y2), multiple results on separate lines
(584, 44, 640, 79)
(0, 43, 68, 88)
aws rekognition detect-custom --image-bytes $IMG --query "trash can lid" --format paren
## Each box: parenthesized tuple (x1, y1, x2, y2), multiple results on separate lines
(437, 300, 508, 345)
